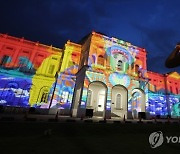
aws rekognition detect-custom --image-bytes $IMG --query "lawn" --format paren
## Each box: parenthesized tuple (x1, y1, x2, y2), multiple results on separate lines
(0, 122, 179, 154)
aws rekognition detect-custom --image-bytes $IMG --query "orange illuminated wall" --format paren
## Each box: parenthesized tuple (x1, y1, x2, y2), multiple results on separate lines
(147, 71, 180, 95)
(165, 72, 180, 95)
(0, 33, 62, 108)
(0, 32, 179, 118)
(147, 71, 166, 93)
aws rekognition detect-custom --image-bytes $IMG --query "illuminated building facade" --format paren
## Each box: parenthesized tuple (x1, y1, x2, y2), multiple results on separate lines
(0, 32, 179, 119)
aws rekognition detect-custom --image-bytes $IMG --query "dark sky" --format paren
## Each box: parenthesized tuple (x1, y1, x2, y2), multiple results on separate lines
(0, 0, 180, 74)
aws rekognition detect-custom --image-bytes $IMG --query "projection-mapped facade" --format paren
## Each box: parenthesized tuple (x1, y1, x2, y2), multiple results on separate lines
(0, 32, 179, 118)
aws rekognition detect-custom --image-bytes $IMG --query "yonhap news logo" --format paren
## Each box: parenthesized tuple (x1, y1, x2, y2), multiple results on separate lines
(149, 131, 180, 148)
(149, 131, 164, 148)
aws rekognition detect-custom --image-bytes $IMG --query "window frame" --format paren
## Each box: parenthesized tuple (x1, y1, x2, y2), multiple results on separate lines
(97, 55, 104, 66)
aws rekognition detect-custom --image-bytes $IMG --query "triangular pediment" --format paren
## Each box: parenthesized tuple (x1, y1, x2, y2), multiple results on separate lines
(166, 72, 180, 79)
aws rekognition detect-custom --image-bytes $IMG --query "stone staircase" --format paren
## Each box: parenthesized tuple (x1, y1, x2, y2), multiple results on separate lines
(93, 111, 120, 117)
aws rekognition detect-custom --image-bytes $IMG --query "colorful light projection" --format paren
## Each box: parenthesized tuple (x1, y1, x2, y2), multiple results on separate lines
(107, 46, 133, 73)
(49, 41, 81, 109)
(0, 32, 179, 118)
(0, 35, 62, 108)
(129, 92, 141, 112)
(29, 54, 61, 108)
(172, 102, 180, 117)
(0, 75, 31, 107)
(109, 73, 130, 87)
(80, 71, 111, 110)
(146, 93, 180, 116)
(169, 95, 180, 117)
(147, 72, 180, 116)
(79, 33, 148, 113)
(147, 94, 167, 116)
(49, 74, 75, 109)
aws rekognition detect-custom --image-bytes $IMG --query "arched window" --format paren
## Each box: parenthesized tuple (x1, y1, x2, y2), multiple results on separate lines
(38, 87, 49, 104)
(116, 94, 121, 109)
(48, 64, 55, 74)
(132, 92, 138, 110)
(117, 60, 123, 70)
(40, 92, 48, 103)
(61, 91, 69, 104)
(0, 55, 11, 67)
(87, 90, 92, 106)
(97, 55, 104, 66)
(135, 64, 139, 73)
(18, 57, 29, 72)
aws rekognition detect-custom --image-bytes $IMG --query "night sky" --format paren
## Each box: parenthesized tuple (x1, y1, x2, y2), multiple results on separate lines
(0, 0, 180, 74)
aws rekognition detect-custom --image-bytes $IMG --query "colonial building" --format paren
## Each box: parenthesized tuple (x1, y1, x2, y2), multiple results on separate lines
(0, 32, 179, 119)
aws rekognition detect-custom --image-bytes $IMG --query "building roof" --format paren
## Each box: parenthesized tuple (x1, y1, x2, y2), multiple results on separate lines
(0, 33, 62, 53)
(165, 72, 180, 79)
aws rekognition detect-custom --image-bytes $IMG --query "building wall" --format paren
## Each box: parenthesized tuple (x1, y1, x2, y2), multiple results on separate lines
(0, 34, 62, 108)
(49, 41, 81, 110)
(75, 32, 148, 118)
(147, 71, 180, 117)
(0, 32, 179, 118)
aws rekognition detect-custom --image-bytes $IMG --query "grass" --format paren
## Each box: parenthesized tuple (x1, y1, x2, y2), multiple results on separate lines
(0, 122, 180, 154)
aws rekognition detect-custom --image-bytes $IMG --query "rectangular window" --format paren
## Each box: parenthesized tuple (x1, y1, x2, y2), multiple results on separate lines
(170, 86, 173, 93)
(33, 54, 45, 68)
(18, 57, 30, 72)
(135, 65, 139, 73)
(6, 46, 13, 50)
(87, 90, 92, 106)
(48, 65, 55, 74)
(52, 57, 57, 60)
(23, 50, 29, 54)
(154, 86, 157, 92)
(117, 60, 123, 71)
(131, 62, 134, 69)
(0, 55, 11, 66)
(38, 54, 44, 57)
(19, 57, 28, 67)
(97, 55, 104, 66)
(176, 87, 179, 94)
(116, 94, 121, 109)
(40, 92, 48, 103)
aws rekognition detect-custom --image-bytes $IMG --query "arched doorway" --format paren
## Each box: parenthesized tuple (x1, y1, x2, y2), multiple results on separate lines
(131, 88, 145, 119)
(86, 81, 107, 118)
(111, 85, 128, 118)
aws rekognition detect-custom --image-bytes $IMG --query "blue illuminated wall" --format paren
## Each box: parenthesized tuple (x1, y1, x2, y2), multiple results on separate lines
(0, 34, 62, 108)
(0, 74, 31, 107)
(147, 93, 180, 117)
(0, 32, 179, 118)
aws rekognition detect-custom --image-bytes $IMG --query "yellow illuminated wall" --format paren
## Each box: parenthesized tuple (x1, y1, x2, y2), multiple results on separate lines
(49, 41, 81, 109)
(0, 33, 62, 108)
(0, 32, 179, 118)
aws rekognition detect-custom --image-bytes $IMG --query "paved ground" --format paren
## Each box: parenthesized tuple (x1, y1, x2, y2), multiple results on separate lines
(0, 113, 180, 154)
(0, 112, 180, 124)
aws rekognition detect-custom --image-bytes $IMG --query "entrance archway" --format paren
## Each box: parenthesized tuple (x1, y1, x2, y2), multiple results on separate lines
(111, 85, 128, 118)
(86, 81, 107, 118)
(131, 88, 145, 118)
